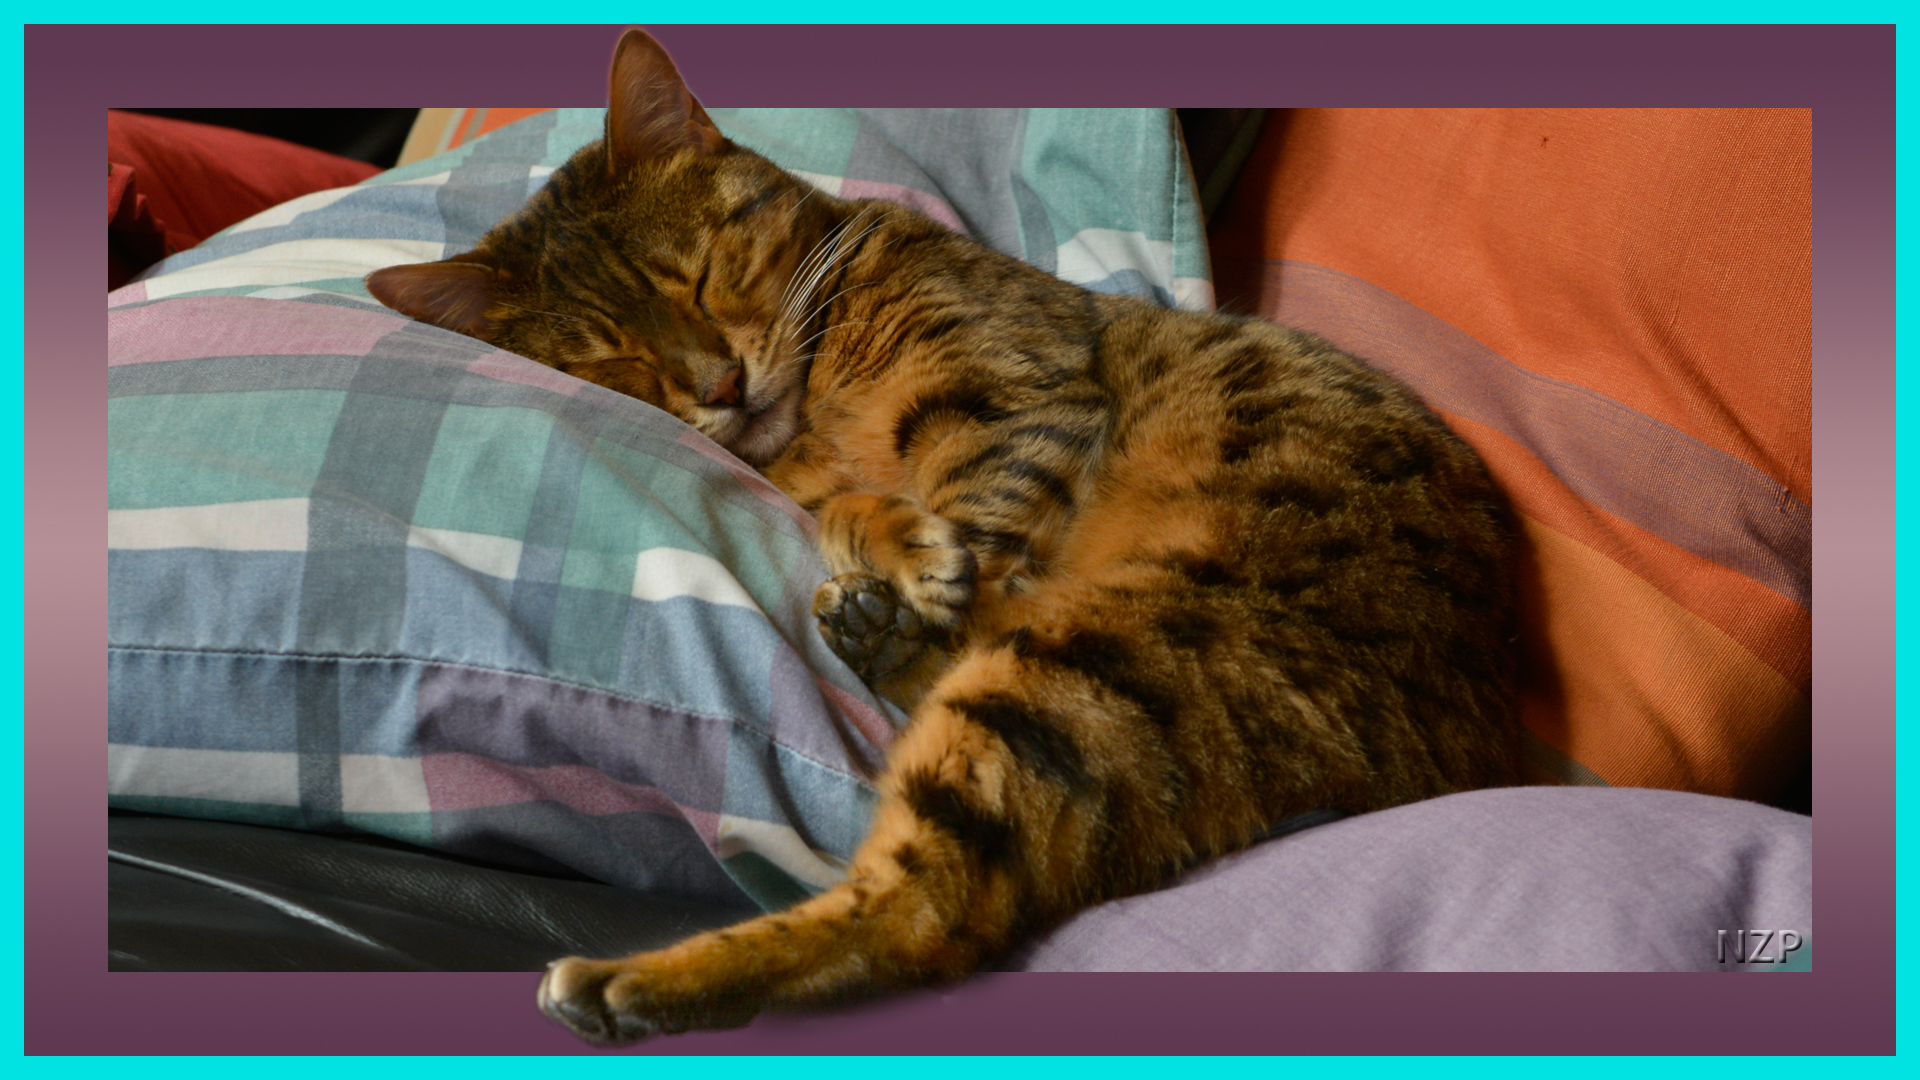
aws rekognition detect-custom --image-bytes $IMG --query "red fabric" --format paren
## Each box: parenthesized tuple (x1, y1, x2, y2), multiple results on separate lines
(108, 160, 169, 291)
(107, 110, 381, 289)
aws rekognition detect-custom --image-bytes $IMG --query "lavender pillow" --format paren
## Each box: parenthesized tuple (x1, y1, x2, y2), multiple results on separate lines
(1013, 787, 1811, 971)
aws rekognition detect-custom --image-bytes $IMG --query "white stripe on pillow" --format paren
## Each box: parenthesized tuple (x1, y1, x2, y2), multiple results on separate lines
(109, 498, 310, 552)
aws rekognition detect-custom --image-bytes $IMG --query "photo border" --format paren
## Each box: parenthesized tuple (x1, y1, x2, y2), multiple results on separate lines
(28, 21, 1892, 1057)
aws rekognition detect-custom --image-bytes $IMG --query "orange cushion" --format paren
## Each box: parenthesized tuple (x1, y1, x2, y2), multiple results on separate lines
(1210, 109, 1810, 804)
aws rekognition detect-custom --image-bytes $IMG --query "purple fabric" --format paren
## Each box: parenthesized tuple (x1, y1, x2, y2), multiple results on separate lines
(1013, 787, 1811, 971)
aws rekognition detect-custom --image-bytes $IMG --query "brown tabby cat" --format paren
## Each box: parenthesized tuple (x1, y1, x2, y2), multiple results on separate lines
(367, 29, 1519, 1046)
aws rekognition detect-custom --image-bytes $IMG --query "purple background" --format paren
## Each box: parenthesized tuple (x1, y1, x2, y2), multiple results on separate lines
(41, 24, 1889, 1054)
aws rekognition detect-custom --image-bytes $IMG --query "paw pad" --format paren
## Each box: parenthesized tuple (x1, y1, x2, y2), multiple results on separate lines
(815, 574, 945, 680)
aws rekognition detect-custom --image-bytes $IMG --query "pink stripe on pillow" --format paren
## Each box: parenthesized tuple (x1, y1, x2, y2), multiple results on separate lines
(108, 295, 406, 366)
(677, 429, 816, 533)
(837, 178, 968, 235)
(464, 351, 587, 396)
(817, 676, 898, 754)
(422, 752, 686, 817)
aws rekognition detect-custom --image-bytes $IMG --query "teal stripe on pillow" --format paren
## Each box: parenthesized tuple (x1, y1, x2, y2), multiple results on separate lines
(108, 391, 347, 508)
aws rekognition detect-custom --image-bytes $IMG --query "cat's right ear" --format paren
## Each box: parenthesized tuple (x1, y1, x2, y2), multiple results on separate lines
(605, 27, 725, 175)
(365, 257, 500, 339)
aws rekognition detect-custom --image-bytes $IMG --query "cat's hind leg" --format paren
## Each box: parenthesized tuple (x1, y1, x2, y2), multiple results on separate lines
(534, 563, 1359, 1044)
(535, 637, 1161, 1045)
(536, 697, 1025, 1043)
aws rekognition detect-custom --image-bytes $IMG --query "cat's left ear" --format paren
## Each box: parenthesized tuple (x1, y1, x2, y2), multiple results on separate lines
(605, 27, 725, 174)
(365, 254, 502, 340)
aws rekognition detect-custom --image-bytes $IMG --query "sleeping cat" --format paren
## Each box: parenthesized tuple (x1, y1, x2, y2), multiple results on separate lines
(366, 28, 1520, 1046)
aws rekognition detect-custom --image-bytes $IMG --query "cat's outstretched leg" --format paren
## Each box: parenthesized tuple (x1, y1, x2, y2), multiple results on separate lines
(536, 631, 1215, 1045)
(535, 686, 1030, 1043)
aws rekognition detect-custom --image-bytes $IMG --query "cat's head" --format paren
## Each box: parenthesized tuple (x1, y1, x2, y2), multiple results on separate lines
(367, 28, 838, 465)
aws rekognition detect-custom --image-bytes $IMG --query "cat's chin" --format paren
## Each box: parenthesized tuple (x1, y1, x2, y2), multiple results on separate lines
(725, 385, 804, 466)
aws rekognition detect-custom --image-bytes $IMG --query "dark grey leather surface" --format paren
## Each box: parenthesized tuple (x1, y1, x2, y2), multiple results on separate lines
(108, 812, 758, 971)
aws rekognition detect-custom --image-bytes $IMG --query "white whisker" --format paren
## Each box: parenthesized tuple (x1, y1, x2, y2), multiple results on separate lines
(497, 301, 588, 327)
(783, 216, 892, 349)
(777, 233, 834, 319)
(779, 215, 858, 325)
(790, 320, 871, 356)
(785, 282, 877, 345)
(784, 234, 855, 326)
(785, 211, 887, 331)
(778, 237, 834, 320)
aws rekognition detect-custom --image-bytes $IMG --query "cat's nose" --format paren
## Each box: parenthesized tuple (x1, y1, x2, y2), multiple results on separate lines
(702, 364, 744, 407)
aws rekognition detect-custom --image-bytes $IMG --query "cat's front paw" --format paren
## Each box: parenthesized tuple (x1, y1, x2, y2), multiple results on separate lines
(814, 573, 946, 681)
(537, 956, 755, 1047)
(815, 494, 977, 630)
(891, 511, 978, 630)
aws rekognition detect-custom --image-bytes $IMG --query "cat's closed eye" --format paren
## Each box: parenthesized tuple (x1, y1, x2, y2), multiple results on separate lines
(693, 268, 712, 314)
